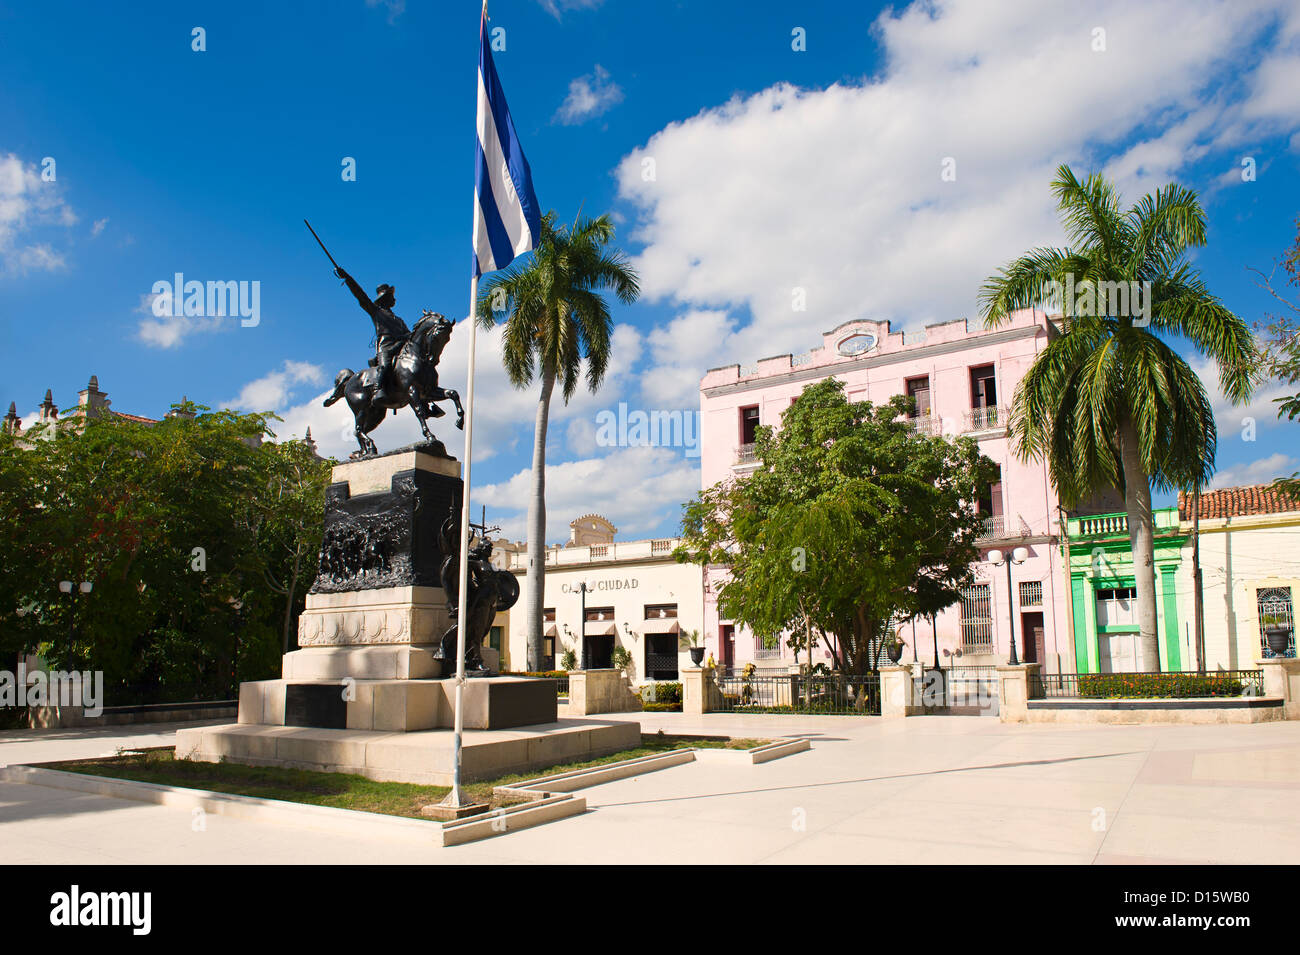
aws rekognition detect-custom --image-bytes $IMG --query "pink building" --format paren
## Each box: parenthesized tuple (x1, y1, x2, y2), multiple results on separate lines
(697, 309, 1072, 674)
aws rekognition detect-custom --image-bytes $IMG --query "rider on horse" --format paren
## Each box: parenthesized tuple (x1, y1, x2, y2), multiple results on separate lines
(334, 266, 410, 408)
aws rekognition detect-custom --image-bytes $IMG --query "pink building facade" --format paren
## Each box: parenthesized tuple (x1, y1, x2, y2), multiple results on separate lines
(697, 309, 1073, 674)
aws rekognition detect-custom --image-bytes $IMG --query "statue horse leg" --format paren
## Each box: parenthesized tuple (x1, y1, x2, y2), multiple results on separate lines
(426, 387, 465, 430)
(347, 375, 386, 456)
(406, 384, 435, 442)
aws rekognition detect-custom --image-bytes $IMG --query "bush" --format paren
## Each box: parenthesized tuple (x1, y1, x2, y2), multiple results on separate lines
(648, 681, 682, 704)
(1076, 673, 1246, 698)
(502, 670, 569, 680)
(642, 701, 681, 712)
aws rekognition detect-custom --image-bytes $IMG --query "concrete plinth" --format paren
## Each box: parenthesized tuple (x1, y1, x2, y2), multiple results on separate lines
(174, 718, 641, 786)
(238, 675, 557, 732)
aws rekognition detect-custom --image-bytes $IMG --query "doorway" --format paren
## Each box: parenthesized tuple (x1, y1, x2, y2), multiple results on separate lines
(1020, 612, 1044, 664)
(584, 634, 614, 670)
(720, 624, 735, 668)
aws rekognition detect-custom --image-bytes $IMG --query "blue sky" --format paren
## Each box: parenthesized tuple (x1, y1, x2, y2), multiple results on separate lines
(2, 0, 1298, 543)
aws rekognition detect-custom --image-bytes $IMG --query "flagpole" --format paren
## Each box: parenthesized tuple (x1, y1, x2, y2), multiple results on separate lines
(449, 0, 489, 811)
(449, 269, 477, 808)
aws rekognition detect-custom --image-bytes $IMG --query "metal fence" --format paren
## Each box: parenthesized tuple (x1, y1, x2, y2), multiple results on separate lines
(1029, 670, 1264, 699)
(712, 672, 881, 715)
(913, 665, 999, 713)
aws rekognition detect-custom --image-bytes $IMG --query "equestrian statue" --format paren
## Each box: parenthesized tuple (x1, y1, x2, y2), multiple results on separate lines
(307, 220, 465, 457)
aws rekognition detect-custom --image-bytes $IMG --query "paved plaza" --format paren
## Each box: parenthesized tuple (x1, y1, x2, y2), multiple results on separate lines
(3, 714, 1299, 864)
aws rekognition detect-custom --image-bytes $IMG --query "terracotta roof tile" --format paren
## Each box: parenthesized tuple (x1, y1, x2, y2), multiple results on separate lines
(1178, 484, 1300, 520)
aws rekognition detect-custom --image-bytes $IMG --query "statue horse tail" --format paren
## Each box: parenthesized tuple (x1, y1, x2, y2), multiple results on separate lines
(323, 369, 353, 407)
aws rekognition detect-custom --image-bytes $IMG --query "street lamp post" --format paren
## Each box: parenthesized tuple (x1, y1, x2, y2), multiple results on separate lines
(987, 548, 1028, 665)
(58, 579, 93, 646)
(576, 579, 594, 669)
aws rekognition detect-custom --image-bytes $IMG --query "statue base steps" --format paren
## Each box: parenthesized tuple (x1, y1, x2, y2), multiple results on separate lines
(174, 718, 640, 786)
(237, 675, 556, 732)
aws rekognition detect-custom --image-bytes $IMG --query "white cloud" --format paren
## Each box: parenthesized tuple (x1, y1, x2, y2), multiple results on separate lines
(260, 318, 643, 461)
(364, 0, 405, 24)
(0, 152, 78, 275)
(1191, 355, 1293, 439)
(476, 445, 700, 543)
(554, 65, 623, 125)
(615, 0, 1300, 396)
(537, 0, 604, 20)
(133, 292, 223, 349)
(224, 360, 325, 412)
(91, 218, 108, 237)
(1208, 452, 1298, 489)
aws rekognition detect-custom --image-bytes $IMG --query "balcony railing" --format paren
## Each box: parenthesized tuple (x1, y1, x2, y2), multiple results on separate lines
(976, 515, 1005, 541)
(909, 414, 940, 436)
(961, 405, 1008, 433)
(735, 443, 758, 466)
(1077, 513, 1127, 537)
(510, 538, 684, 569)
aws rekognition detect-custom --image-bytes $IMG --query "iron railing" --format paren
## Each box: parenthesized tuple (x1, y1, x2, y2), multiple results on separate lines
(961, 405, 1007, 433)
(712, 672, 881, 715)
(1029, 670, 1264, 699)
(735, 443, 758, 465)
(913, 666, 999, 711)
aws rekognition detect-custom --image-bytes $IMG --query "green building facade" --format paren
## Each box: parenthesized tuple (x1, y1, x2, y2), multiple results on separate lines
(1063, 508, 1187, 673)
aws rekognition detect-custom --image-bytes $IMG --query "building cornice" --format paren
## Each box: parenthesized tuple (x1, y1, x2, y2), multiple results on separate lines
(701, 324, 1041, 399)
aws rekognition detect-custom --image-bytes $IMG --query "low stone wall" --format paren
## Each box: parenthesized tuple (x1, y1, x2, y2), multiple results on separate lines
(1026, 697, 1284, 724)
(565, 669, 642, 716)
(999, 658, 1300, 724)
(26, 700, 237, 730)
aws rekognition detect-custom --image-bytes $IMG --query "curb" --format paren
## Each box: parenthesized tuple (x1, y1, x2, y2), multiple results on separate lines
(0, 763, 584, 849)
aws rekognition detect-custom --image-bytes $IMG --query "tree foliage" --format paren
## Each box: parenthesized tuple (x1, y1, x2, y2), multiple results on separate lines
(474, 211, 640, 671)
(675, 380, 996, 676)
(0, 406, 331, 702)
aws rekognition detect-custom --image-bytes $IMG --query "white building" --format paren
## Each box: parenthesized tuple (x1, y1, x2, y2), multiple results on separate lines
(1178, 485, 1300, 669)
(504, 515, 704, 682)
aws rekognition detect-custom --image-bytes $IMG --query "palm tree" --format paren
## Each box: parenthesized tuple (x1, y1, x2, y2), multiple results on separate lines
(980, 165, 1253, 671)
(476, 212, 640, 671)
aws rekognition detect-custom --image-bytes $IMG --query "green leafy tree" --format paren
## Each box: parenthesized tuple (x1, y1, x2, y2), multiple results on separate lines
(675, 380, 995, 677)
(980, 165, 1254, 670)
(0, 406, 330, 702)
(475, 211, 640, 671)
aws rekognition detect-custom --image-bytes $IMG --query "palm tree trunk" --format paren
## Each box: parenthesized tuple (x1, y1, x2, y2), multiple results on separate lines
(1118, 417, 1161, 671)
(524, 365, 556, 671)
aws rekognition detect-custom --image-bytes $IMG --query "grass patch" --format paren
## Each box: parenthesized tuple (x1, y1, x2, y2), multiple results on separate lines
(40, 732, 770, 820)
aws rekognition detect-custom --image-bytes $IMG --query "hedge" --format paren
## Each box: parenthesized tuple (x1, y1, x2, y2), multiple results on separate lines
(1075, 673, 1246, 699)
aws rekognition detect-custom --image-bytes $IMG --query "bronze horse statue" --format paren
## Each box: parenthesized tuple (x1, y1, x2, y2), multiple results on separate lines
(324, 309, 465, 457)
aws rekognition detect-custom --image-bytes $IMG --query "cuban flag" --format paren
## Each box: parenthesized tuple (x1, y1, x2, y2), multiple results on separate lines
(473, 5, 541, 277)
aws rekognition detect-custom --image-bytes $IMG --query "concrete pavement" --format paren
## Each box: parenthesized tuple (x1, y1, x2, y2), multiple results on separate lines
(3, 715, 1300, 864)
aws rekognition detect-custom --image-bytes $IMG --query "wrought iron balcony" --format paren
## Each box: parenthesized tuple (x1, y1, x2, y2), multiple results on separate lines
(735, 443, 758, 466)
(976, 515, 1006, 541)
(961, 405, 1008, 433)
(909, 414, 940, 436)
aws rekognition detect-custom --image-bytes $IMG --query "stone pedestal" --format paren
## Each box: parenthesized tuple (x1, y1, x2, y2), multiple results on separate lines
(996, 662, 1040, 723)
(682, 666, 725, 715)
(1257, 658, 1300, 720)
(567, 669, 642, 715)
(181, 446, 606, 785)
(878, 665, 919, 718)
